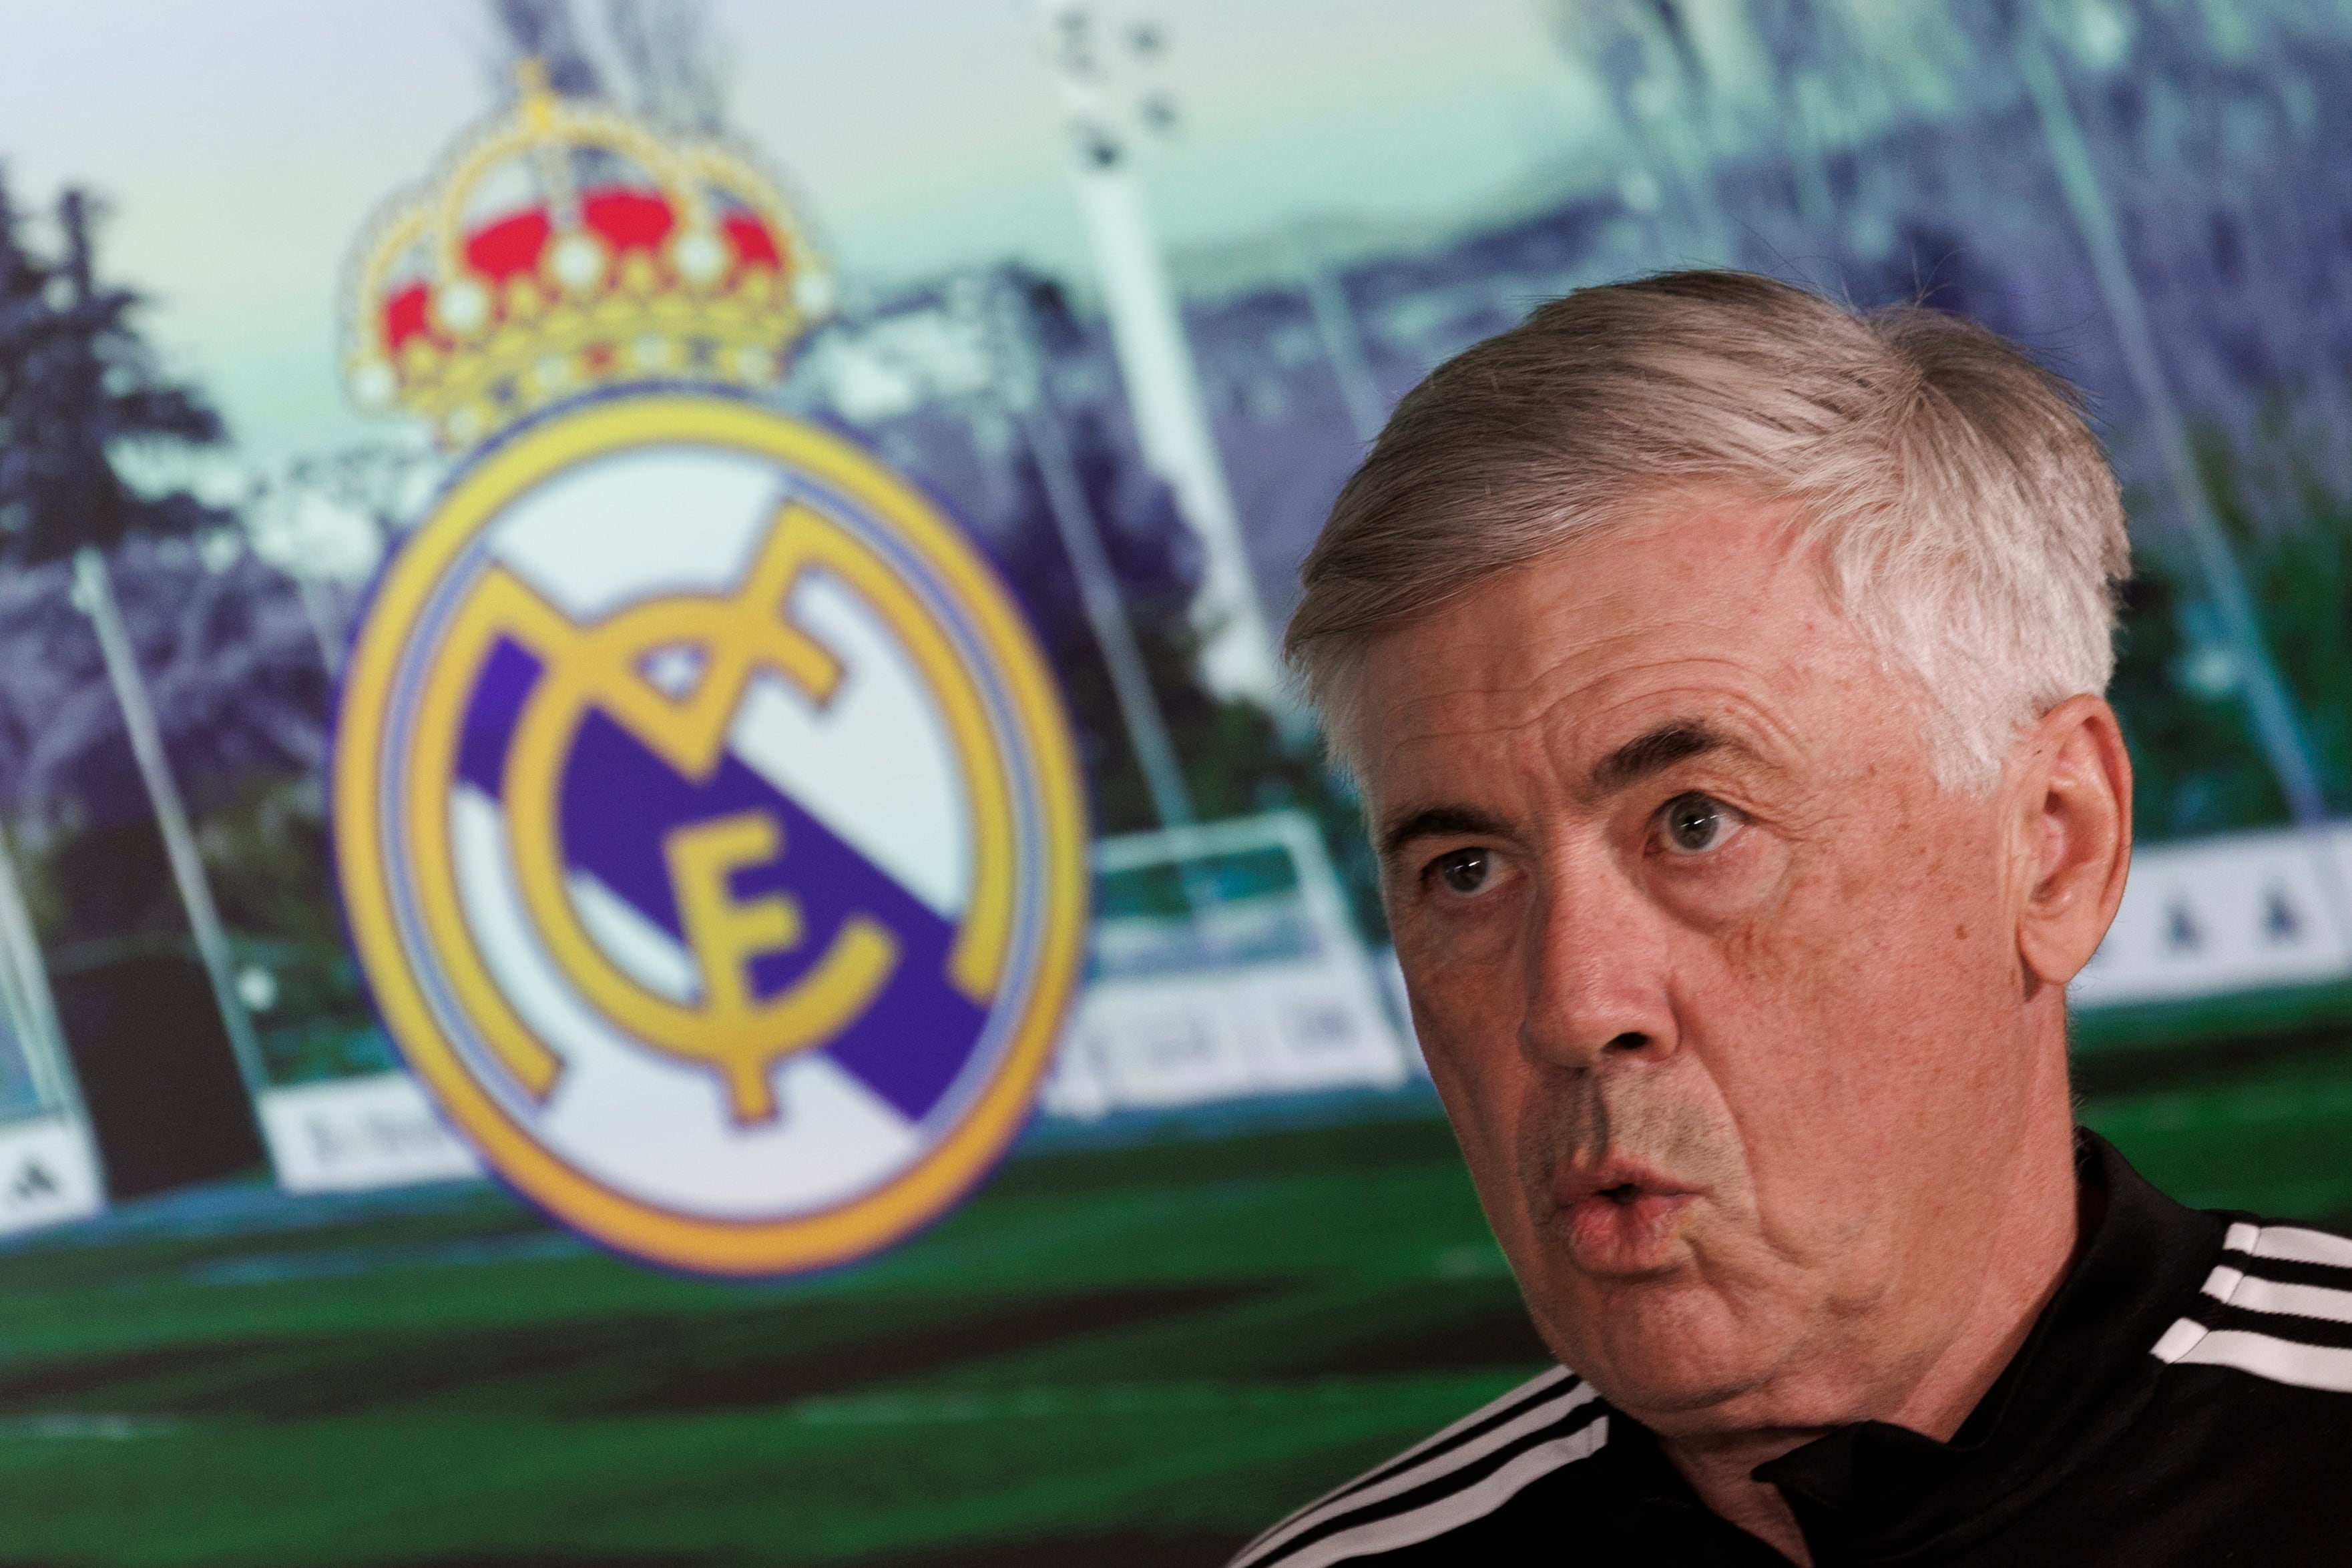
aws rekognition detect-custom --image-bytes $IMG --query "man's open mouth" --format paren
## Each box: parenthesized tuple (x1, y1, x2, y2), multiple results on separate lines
(1547, 1159, 1698, 1272)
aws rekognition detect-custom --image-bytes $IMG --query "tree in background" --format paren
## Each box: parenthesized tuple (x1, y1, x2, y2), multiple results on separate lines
(0, 174, 269, 1105)
(254, 440, 442, 675)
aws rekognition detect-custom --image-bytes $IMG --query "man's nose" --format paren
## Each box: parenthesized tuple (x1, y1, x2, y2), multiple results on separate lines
(1517, 862, 1677, 1073)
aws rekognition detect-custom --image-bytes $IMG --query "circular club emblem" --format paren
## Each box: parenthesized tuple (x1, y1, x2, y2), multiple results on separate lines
(334, 393, 1088, 1275)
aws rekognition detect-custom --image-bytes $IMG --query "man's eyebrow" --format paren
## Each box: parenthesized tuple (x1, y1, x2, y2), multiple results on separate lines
(1379, 806, 1512, 860)
(1587, 721, 1732, 797)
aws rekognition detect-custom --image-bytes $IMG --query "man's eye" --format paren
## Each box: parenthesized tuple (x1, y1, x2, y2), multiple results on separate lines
(1659, 793, 1743, 856)
(1433, 848, 1494, 896)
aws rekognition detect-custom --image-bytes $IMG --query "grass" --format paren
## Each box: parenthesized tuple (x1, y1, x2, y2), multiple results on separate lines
(0, 1041, 2343, 1567)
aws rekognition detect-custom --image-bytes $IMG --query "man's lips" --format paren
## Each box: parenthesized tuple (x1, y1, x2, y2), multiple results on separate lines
(1546, 1159, 1698, 1274)
(1550, 1156, 1693, 1210)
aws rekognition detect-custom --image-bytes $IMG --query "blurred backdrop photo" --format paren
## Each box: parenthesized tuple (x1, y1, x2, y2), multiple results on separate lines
(1, 1, 2351, 1562)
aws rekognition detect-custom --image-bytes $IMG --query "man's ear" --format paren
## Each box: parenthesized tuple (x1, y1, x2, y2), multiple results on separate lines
(2014, 694, 2134, 987)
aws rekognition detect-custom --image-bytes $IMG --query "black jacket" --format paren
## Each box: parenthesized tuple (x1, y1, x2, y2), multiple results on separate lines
(1231, 1132, 2352, 1565)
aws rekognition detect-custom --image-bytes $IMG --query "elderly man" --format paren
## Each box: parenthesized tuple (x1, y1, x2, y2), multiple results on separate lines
(1233, 272, 2352, 1567)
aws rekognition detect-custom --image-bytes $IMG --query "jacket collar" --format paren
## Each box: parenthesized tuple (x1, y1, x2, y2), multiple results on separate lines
(1741, 1129, 2224, 1562)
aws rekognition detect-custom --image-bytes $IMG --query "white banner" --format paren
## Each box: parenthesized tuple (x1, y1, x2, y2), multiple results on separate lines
(1044, 953, 1409, 1119)
(2071, 826, 2352, 1008)
(258, 1072, 483, 1194)
(1039, 811, 1411, 1119)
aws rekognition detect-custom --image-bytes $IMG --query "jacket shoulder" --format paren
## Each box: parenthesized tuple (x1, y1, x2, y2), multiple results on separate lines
(2151, 1216, 2352, 1399)
(1229, 1366, 1611, 1568)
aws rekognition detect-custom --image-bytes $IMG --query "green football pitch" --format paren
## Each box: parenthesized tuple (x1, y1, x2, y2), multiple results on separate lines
(0, 1040, 2347, 1568)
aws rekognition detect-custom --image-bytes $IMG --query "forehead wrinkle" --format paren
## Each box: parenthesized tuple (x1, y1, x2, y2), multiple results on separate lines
(1381, 639, 1721, 756)
(1525, 655, 1820, 788)
(1363, 589, 1859, 819)
(1365, 670, 1578, 808)
(1373, 651, 1814, 788)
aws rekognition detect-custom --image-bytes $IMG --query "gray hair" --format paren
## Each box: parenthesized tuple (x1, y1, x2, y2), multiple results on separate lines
(1287, 270, 2132, 790)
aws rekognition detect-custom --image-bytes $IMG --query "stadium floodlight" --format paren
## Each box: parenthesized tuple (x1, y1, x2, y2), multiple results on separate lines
(1031, 1, 1287, 711)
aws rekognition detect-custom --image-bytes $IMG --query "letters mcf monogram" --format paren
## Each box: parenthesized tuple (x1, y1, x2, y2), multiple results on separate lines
(447, 512, 914, 1123)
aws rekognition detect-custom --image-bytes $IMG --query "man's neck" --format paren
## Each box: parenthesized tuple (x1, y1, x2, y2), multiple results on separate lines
(1652, 1080, 2086, 1566)
(1660, 1428, 1823, 1565)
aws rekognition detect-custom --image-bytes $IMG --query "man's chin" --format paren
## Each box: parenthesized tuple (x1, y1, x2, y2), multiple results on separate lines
(1589, 1360, 1785, 1425)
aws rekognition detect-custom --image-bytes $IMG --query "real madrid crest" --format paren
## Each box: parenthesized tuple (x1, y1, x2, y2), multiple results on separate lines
(331, 65, 1087, 1275)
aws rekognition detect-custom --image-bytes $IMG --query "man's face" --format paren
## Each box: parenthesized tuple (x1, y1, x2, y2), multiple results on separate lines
(1356, 495, 2052, 1432)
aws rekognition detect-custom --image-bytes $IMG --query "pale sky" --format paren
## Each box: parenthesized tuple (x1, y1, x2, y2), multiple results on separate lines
(0, 1, 1603, 467)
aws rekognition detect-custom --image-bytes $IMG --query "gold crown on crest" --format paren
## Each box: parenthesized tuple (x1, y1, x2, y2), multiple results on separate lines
(342, 60, 835, 447)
